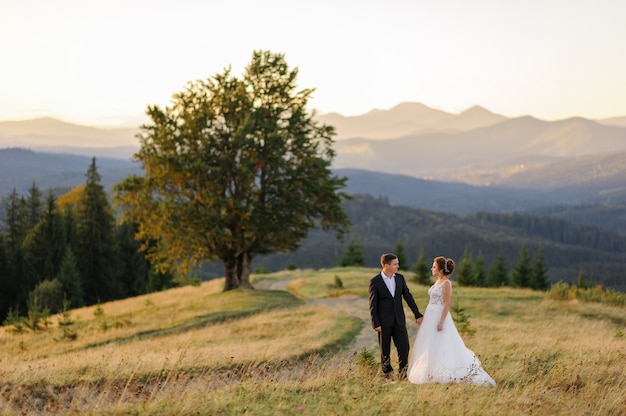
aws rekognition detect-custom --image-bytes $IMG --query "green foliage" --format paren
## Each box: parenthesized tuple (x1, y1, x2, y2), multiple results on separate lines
(55, 298, 78, 341)
(412, 248, 431, 285)
(531, 248, 550, 290)
(488, 252, 509, 287)
(76, 158, 120, 304)
(3, 307, 25, 334)
(333, 275, 343, 289)
(115, 221, 150, 297)
(473, 253, 487, 287)
(28, 279, 64, 315)
(146, 265, 175, 293)
(287, 263, 298, 271)
(548, 282, 626, 307)
(22, 191, 65, 288)
(451, 300, 476, 337)
(114, 50, 349, 291)
(576, 267, 594, 289)
(23, 295, 51, 332)
(355, 347, 377, 368)
(56, 248, 85, 308)
(340, 238, 365, 267)
(253, 264, 269, 274)
(456, 248, 476, 286)
(512, 244, 532, 288)
(394, 240, 408, 269)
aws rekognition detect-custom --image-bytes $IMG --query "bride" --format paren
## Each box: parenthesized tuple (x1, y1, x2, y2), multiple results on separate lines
(407, 256, 496, 386)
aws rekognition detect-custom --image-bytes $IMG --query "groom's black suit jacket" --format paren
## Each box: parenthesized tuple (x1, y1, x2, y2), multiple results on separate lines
(369, 272, 422, 329)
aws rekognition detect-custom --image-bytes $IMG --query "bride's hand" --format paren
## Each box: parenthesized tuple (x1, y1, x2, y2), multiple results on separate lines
(437, 322, 443, 331)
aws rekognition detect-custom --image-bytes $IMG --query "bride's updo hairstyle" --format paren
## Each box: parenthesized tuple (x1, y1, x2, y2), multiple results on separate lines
(435, 256, 455, 275)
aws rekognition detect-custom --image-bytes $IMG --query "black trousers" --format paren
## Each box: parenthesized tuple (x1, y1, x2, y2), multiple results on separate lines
(378, 321, 410, 377)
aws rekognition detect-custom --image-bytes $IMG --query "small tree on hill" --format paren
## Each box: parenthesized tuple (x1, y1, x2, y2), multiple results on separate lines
(394, 240, 408, 270)
(412, 248, 432, 285)
(531, 247, 550, 290)
(456, 249, 476, 286)
(473, 252, 487, 287)
(488, 251, 509, 287)
(340, 238, 365, 267)
(512, 244, 533, 288)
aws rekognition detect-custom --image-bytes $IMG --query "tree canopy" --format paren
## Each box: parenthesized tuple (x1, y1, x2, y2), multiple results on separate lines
(114, 50, 350, 290)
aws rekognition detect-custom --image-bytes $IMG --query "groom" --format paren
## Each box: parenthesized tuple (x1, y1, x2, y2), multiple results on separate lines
(369, 253, 423, 379)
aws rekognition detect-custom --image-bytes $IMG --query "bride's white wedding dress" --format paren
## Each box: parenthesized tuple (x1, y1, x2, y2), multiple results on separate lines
(407, 279, 496, 386)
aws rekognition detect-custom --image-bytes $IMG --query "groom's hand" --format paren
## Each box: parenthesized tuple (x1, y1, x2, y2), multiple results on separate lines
(374, 326, 381, 332)
(416, 317, 423, 325)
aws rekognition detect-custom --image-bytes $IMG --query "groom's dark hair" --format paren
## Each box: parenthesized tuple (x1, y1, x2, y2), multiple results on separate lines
(381, 253, 398, 267)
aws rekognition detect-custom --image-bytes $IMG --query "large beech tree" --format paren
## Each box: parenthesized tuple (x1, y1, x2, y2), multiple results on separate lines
(114, 51, 350, 290)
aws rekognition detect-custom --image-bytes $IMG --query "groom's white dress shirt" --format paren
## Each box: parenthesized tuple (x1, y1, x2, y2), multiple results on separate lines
(381, 271, 396, 296)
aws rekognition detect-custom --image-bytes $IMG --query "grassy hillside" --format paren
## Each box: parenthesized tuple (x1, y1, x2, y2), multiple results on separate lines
(1, 268, 625, 415)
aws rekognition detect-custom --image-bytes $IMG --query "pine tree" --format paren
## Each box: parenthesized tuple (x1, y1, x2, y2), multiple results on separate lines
(115, 221, 149, 297)
(76, 158, 120, 304)
(473, 252, 487, 287)
(412, 248, 432, 285)
(394, 240, 408, 271)
(4, 188, 29, 315)
(488, 252, 509, 287)
(22, 191, 66, 285)
(5, 188, 27, 250)
(26, 181, 43, 230)
(531, 248, 550, 290)
(456, 249, 475, 286)
(340, 238, 365, 267)
(56, 248, 85, 308)
(0, 232, 12, 321)
(512, 244, 533, 288)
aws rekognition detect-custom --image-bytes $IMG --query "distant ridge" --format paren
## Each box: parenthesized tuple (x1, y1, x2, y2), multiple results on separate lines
(315, 102, 506, 140)
(3, 103, 626, 187)
(0, 117, 139, 159)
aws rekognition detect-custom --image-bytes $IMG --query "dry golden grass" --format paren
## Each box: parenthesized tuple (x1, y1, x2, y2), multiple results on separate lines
(1, 267, 625, 415)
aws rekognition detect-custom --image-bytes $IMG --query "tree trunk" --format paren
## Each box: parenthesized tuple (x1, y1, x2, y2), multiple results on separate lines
(223, 251, 254, 290)
(237, 252, 253, 289)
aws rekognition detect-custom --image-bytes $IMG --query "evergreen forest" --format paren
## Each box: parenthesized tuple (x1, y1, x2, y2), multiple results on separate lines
(2, 165, 626, 324)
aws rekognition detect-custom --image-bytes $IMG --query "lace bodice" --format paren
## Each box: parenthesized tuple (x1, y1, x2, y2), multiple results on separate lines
(428, 280, 450, 305)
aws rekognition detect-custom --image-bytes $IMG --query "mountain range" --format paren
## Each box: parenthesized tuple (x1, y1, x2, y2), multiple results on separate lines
(2, 103, 626, 210)
(3, 103, 626, 190)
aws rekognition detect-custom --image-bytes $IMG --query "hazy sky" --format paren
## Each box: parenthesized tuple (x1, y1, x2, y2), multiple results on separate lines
(1, 0, 625, 126)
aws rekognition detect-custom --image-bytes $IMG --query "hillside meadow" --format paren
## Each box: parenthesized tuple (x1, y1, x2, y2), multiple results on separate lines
(0, 267, 624, 415)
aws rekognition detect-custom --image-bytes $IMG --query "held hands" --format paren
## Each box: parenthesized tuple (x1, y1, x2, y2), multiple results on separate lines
(416, 317, 423, 325)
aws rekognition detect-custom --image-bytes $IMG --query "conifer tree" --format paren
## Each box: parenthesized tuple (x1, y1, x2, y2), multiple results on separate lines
(340, 238, 365, 267)
(22, 191, 66, 286)
(0, 233, 11, 321)
(473, 252, 487, 287)
(56, 248, 85, 308)
(76, 158, 120, 304)
(412, 248, 432, 285)
(5, 188, 27, 250)
(531, 247, 550, 290)
(394, 240, 408, 270)
(456, 248, 475, 286)
(116, 221, 149, 297)
(4, 188, 28, 313)
(488, 251, 509, 287)
(26, 181, 43, 230)
(512, 244, 533, 288)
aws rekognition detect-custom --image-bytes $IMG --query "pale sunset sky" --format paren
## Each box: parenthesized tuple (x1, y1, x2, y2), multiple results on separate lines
(1, 0, 625, 127)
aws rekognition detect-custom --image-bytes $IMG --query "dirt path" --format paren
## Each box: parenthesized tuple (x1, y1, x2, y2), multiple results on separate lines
(254, 279, 419, 354)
